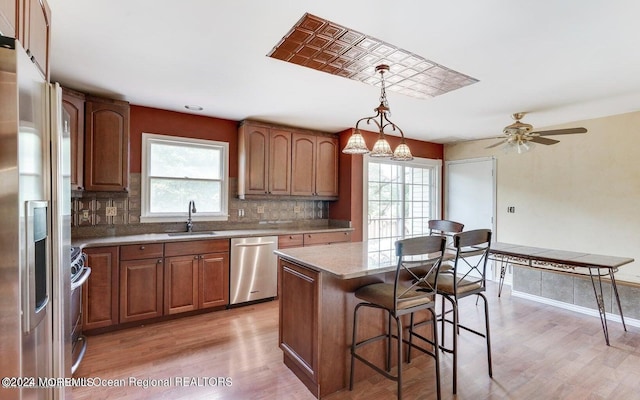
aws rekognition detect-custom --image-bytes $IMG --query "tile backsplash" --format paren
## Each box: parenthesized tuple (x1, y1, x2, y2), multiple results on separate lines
(71, 174, 333, 238)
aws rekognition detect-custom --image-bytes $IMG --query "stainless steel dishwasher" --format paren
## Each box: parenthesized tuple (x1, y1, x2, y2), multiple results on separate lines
(230, 236, 278, 305)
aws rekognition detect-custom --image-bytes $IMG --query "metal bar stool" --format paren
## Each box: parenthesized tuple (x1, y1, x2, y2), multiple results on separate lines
(349, 235, 447, 400)
(424, 229, 493, 394)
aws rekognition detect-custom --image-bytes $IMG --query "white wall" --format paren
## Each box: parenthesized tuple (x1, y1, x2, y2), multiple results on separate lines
(445, 111, 640, 283)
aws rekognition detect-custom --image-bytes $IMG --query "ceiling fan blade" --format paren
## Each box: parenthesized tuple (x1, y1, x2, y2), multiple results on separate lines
(486, 139, 507, 149)
(529, 136, 560, 145)
(532, 127, 587, 136)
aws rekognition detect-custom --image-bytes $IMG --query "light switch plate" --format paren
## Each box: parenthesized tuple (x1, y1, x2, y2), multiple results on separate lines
(257, 206, 265, 214)
(106, 206, 117, 216)
(294, 205, 301, 212)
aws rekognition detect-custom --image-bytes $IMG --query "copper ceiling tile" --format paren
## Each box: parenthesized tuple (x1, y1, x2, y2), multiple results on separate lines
(267, 13, 478, 99)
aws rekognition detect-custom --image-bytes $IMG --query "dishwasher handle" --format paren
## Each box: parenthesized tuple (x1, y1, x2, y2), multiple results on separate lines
(234, 242, 276, 247)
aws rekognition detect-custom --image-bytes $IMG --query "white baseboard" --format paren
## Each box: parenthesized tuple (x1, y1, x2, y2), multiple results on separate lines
(511, 290, 640, 328)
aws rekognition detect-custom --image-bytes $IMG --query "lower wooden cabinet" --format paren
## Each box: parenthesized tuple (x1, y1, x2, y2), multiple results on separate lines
(164, 255, 199, 314)
(164, 239, 230, 315)
(199, 252, 229, 309)
(119, 258, 164, 323)
(83, 246, 119, 330)
(279, 259, 320, 392)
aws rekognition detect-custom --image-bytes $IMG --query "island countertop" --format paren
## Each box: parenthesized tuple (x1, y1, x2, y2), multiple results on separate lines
(274, 241, 398, 279)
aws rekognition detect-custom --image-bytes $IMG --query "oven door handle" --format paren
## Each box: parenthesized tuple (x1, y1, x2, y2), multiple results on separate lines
(71, 267, 92, 291)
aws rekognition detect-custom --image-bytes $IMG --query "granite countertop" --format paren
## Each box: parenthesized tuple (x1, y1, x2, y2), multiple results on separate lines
(73, 226, 353, 248)
(275, 241, 398, 280)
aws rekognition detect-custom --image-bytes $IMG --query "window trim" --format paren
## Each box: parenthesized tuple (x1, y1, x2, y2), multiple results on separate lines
(140, 132, 229, 223)
(362, 155, 442, 241)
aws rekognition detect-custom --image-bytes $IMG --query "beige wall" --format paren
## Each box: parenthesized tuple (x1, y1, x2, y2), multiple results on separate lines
(445, 111, 640, 282)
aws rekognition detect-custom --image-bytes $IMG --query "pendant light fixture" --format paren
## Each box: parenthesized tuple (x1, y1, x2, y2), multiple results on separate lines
(342, 65, 413, 161)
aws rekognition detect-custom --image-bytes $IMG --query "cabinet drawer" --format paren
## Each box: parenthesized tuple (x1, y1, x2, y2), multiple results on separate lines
(120, 243, 164, 261)
(278, 234, 304, 248)
(165, 239, 230, 257)
(303, 231, 352, 246)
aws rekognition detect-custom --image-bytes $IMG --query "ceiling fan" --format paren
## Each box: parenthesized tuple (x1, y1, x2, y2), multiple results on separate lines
(486, 112, 587, 152)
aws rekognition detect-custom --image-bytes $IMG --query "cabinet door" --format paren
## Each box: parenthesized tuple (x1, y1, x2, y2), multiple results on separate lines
(291, 133, 316, 196)
(199, 252, 229, 309)
(164, 255, 199, 315)
(119, 258, 163, 323)
(269, 129, 291, 195)
(242, 125, 269, 195)
(62, 88, 85, 191)
(83, 246, 119, 330)
(0, 0, 16, 38)
(84, 97, 130, 191)
(314, 136, 339, 197)
(279, 260, 319, 384)
(22, 0, 50, 79)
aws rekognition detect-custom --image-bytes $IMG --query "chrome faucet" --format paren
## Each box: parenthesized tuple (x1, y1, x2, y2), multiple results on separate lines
(187, 200, 197, 232)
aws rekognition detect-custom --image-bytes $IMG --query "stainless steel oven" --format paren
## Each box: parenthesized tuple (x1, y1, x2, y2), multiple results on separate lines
(70, 247, 91, 374)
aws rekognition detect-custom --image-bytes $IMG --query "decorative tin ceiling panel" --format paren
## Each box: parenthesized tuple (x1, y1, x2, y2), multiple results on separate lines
(267, 13, 478, 99)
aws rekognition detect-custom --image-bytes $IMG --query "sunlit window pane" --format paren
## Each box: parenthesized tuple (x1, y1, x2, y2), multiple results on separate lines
(149, 178, 221, 213)
(150, 141, 221, 179)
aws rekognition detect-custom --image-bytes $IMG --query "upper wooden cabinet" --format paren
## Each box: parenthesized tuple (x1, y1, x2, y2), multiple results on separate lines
(291, 134, 339, 197)
(314, 136, 339, 197)
(84, 95, 130, 192)
(0, 0, 17, 38)
(238, 124, 292, 196)
(238, 120, 338, 199)
(1, 0, 50, 78)
(21, 0, 50, 79)
(62, 88, 85, 191)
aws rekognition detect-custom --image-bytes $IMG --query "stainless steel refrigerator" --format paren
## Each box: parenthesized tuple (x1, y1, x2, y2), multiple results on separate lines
(0, 36, 71, 400)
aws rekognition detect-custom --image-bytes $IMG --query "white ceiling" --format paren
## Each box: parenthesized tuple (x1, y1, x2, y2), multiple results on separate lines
(47, 0, 640, 144)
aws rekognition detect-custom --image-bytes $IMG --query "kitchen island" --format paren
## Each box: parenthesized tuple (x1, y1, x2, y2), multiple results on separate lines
(275, 241, 436, 398)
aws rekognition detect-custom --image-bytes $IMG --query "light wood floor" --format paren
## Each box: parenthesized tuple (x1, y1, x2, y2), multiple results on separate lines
(71, 283, 640, 400)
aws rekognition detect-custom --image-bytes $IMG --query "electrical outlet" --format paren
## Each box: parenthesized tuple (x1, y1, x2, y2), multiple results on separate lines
(238, 209, 245, 217)
(294, 205, 301, 212)
(82, 210, 90, 220)
(257, 206, 265, 214)
(106, 206, 117, 217)
(507, 206, 516, 213)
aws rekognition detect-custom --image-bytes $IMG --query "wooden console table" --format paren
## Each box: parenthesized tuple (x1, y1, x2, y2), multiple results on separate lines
(489, 242, 634, 345)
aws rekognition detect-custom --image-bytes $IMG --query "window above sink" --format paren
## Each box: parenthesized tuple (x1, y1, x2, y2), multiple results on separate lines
(140, 133, 229, 223)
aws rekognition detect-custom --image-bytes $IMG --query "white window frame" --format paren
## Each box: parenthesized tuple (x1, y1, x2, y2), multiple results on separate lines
(363, 155, 442, 241)
(140, 132, 229, 223)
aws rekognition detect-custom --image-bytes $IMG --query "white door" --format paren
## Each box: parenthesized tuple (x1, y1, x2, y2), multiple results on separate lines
(446, 158, 503, 281)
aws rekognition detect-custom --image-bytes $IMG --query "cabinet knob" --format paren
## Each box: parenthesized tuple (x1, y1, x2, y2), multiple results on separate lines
(157, 259, 162, 264)
(140, 246, 145, 250)
(194, 256, 199, 260)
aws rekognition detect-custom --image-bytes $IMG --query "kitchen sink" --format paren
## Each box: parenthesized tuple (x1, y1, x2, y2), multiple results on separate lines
(166, 231, 217, 237)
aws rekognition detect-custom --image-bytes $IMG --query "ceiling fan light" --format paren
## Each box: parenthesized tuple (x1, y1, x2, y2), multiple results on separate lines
(342, 130, 370, 154)
(370, 137, 393, 157)
(391, 142, 413, 161)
